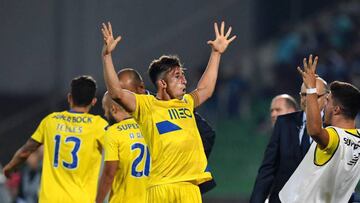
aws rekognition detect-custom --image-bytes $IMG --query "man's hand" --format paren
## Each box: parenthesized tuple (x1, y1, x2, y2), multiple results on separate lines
(207, 21, 236, 54)
(3, 164, 13, 178)
(297, 54, 318, 89)
(101, 22, 122, 56)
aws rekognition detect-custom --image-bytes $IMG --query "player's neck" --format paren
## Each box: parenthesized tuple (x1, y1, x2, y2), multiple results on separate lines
(156, 90, 171, 101)
(331, 116, 356, 129)
(69, 106, 90, 114)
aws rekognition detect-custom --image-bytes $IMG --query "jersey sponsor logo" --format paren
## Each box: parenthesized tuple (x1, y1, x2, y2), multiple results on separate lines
(168, 108, 192, 120)
(344, 137, 360, 166)
(52, 114, 92, 124)
(156, 121, 181, 134)
(117, 123, 139, 131)
(343, 137, 360, 150)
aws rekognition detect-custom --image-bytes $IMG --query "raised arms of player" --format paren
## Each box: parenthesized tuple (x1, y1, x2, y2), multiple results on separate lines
(96, 161, 118, 203)
(192, 21, 236, 107)
(2, 138, 41, 178)
(101, 22, 136, 113)
(297, 55, 329, 149)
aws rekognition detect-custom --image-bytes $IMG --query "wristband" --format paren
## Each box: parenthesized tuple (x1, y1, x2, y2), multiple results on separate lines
(306, 88, 317, 94)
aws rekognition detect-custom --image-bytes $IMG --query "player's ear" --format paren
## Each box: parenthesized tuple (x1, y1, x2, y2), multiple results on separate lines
(157, 79, 167, 89)
(91, 98, 97, 106)
(137, 82, 146, 94)
(67, 93, 72, 104)
(333, 105, 341, 115)
(111, 104, 117, 114)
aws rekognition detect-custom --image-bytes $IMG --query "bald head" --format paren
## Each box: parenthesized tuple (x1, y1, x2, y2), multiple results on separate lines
(300, 77, 329, 111)
(102, 92, 128, 124)
(270, 94, 299, 126)
(117, 68, 146, 94)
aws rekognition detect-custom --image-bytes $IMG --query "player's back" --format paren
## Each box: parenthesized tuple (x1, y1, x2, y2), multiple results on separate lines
(280, 127, 360, 202)
(105, 118, 149, 203)
(31, 110, 108, 203)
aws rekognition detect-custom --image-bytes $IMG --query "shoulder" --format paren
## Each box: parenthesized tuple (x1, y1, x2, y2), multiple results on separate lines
(276, 111, 302, 123)
(89, 114, 108, 129)
(43, 112, 61, 122)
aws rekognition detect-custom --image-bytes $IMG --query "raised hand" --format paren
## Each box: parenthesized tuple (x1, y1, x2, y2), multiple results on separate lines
(297, 54, 318, 89)
(101, 22, 122, 56)
(207, 21, 236, 54)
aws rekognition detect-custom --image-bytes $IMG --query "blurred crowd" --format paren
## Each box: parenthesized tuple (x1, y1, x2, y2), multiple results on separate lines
(0, 148, 42, 203)
(202, 0, 360, 127)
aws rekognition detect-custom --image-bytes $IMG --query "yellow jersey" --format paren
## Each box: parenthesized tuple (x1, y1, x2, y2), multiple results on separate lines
(131, 94, 212, 188)
(31, 110, 108, 203)
(104, 118, 148, 203)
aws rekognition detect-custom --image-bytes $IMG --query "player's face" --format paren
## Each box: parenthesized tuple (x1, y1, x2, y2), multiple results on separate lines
(164, 67, 187, 99)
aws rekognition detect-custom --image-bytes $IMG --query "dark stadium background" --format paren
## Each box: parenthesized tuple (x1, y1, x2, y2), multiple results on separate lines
(2, 0, 359, 202)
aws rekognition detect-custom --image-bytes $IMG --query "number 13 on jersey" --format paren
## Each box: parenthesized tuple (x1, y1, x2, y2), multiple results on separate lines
(54, 135, 81, 169)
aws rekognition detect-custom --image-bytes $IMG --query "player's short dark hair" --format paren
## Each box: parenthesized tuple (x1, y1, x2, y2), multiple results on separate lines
(284, 96, 299, 111)
(148, 55, 183, 87)
(117, 68, 143, 87)
(330, 81, 360, 119)
(70, 75, 97, 107)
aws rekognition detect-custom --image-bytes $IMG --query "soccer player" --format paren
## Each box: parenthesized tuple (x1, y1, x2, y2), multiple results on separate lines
(100, 21, 235, 202)
(116, 68, 217, 193)
(279, 55, 360, 202)
(96, 92, 149, 203)
(3, 76, 108, 203)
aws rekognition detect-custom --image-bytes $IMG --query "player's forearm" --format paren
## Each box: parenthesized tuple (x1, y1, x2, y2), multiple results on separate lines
(306, 94, 324, 140)
(102, 54, 123, 99)
(96, 173, 114, 203)
(196, 51, 221, 102)
(4, 147, 33, 176)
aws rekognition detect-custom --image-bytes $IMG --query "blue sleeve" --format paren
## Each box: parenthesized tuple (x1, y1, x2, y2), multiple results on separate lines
(194, 112, 215, 158)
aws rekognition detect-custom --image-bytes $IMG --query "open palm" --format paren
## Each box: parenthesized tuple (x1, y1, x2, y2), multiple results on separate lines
(208, 21, 236, 54)
(101, 22, 122, 55)
(297, 54, 318, 88)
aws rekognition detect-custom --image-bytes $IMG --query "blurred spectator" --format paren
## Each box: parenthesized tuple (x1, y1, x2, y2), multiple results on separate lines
(0, 164, 11, 203)
(270, 94, 299, 126)
(17, 147, 42, 203)
(6, 172, 21, 203)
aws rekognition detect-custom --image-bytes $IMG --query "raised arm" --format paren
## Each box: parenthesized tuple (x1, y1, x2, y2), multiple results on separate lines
(192, 21, 236, 107)
(101, 22, 136, 113)
(297, 55, 329, 149)
(3, 138, 41, 178)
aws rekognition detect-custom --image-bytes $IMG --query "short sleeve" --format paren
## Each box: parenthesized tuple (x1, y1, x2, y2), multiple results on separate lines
(31, 114, 51, 144)
(95, 117, 108, 148)
(323, 127, 340, 154)
(184, 94, 195, 111)
(130, 94, 152, 124)
(104, 129, 119, 161)
(314, 127, 340, 166)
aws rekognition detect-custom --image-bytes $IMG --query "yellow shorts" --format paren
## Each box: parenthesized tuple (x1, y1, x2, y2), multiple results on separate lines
(146, 182, 202, 203)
